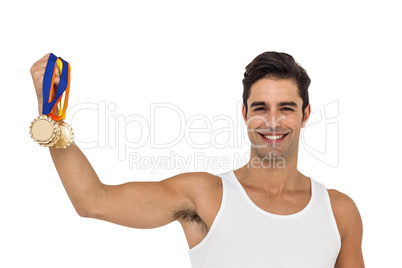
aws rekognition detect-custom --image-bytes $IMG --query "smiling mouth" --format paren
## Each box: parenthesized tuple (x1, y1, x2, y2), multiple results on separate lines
(258, 133, 289, 143)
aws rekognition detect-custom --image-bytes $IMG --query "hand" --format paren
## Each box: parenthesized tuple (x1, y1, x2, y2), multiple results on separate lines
(30, 53, 61, 115)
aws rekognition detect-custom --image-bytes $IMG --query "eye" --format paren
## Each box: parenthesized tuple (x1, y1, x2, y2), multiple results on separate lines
(282, 107, 294, 111)
(254, 107, 265, 111)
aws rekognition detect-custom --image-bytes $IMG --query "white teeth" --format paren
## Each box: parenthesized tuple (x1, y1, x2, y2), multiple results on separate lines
(263, 134, 285, 140)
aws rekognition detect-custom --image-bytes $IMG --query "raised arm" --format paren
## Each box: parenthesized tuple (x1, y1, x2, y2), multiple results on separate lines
(30, 54, 199, 229)
(51, 144, 198, 229)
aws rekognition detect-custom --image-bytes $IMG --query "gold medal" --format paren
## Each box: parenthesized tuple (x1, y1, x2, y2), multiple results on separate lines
(29, 115, 60, 146)
(52, 121, 74, 149)
(30, 54, 73, 149)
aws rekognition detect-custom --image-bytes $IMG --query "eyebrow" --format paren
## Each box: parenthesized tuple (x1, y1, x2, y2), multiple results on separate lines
(250, 101, 298, 108)
(278, 101, 298, 108)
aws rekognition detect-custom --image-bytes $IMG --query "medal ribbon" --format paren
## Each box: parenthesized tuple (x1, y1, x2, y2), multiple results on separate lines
(42, 53, 71, 121)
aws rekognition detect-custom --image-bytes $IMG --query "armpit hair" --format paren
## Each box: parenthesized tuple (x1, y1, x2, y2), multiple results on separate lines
(172, 209, 208, 232)
(173, 209, 203, 223)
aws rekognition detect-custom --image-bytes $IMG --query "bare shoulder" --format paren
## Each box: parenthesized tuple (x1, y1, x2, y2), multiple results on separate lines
(163, 171, 222, 192)
(163, 171, 223, 208)
(327, 189, 363, 240)
(328, 189, 365, 267)
(327, 189, 358, 209)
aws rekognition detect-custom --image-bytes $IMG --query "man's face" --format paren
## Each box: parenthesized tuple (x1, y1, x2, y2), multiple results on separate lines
(243, 78, 310, 162)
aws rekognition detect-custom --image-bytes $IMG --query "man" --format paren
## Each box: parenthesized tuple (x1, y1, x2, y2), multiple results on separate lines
(30, 52, 364, 267)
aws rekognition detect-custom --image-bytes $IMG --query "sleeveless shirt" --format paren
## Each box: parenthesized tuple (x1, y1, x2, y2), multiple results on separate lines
(188, 170, 341, 268)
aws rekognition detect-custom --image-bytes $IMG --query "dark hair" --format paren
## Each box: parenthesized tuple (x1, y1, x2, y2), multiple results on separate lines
(242, 52, 311, 119)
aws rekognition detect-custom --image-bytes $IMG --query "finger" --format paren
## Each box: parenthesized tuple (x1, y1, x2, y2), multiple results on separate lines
(30, 53, 52, 75)
(39, 53, 51, 62)
(54, 76, 60, 87)
(35, 53, 51, 67)
(31, 69, 45, 81)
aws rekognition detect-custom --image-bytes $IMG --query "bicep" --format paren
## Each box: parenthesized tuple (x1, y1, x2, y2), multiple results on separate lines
(90, 174, 195, 229)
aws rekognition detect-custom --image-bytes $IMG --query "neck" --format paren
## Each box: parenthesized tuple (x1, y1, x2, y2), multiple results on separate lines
(237, 147, 304, 192)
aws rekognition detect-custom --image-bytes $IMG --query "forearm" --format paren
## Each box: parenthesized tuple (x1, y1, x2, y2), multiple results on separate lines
(49, 142, 105, 217)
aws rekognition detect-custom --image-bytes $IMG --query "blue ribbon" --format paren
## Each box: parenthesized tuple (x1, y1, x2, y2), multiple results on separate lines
(42, 53, 69, 115)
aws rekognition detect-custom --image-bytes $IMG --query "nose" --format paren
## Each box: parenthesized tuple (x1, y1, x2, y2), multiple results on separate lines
(266, 113, 286, 130)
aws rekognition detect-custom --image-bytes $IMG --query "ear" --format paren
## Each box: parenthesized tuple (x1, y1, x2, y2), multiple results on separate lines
(301, 103, 311, 128)
(242, 103, 247, 123)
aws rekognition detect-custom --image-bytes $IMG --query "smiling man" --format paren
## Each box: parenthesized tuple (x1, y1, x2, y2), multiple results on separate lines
(30, 51, 364, 267)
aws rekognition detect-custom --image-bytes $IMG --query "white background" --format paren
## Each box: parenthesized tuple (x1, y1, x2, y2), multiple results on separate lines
(1, 0, 401, 267)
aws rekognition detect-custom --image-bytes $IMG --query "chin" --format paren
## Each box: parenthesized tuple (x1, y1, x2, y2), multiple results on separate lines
(250, 150, 287, 169)
(254, 150, 284, 160)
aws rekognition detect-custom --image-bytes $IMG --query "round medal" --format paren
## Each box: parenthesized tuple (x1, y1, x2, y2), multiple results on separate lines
(30, 54, 73, 148)
(29, 115, 60, 146)
(52, 121, 74, 149)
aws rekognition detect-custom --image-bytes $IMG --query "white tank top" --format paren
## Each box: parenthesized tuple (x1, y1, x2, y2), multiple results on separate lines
(188, 170, 341, 268)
